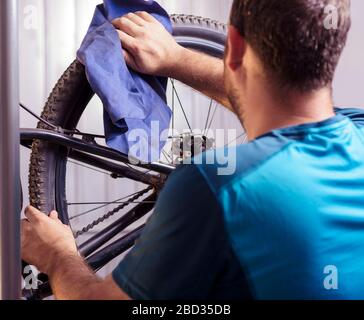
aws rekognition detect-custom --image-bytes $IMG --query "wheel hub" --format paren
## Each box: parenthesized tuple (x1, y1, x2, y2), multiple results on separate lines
(171, 133, 215, 162)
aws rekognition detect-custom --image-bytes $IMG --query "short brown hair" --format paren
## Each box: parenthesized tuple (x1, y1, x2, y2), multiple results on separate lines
(230, 0, 351, 91)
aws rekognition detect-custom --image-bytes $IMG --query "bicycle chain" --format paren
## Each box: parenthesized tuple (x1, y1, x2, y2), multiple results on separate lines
(74, 186, 154, 238)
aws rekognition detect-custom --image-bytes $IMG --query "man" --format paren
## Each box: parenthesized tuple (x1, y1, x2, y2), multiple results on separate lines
(22, 0, 364, 300)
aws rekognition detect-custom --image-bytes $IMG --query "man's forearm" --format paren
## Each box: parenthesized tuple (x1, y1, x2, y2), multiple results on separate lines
(170, 47, 233, 112)
(48, 253, 128, 300)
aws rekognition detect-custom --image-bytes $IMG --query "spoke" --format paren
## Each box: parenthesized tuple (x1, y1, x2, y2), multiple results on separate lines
(69, 189, 150, 221)
(162, 150, 169, 163)
(69, 158, 153, 179)
(68, 201, 156, 205)
(172, 79, 175, 135)
(162, 150, 173, 164)
(206, 102, 218, 133)
(74, 187, 154, 237)
(224, 133, 247, 147)
(170, 80, 192, 132)
(204, 99, 213, 133)
(171, 82, 175, 156)
(68, 160, 110, 176)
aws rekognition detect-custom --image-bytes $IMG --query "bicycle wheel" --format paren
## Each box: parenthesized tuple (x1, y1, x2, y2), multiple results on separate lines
(27, 15, 244, 275)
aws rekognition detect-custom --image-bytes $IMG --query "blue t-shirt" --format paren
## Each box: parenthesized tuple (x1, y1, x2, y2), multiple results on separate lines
(113, 108, 364, 300)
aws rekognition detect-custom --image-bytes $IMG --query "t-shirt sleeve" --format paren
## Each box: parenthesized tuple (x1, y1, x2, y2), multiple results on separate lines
(112, 164, 228, 300)
(336, 107, 364, 128)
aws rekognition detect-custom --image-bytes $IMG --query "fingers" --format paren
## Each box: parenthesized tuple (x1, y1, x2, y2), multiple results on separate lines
(116, 30, 137, 52)
(24, 206, 44, 223)
(21, 218, 30, 232)
(122, 12, 147, 26)
(123, 49, 132, 64)
(24, 206, 61, 224)
(20, 219, 31, 254)
(112, 11, 159, 35)
(49, 210, 59, 220)
(123, 49, 137, 69)
(134, 11, 158, 23)
(112, 16, 142, 37)
(49, 210, 64, 225)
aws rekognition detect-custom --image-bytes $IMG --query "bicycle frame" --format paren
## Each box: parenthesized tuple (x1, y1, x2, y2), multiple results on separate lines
(21, 128, 174, 175)
(20, 127, 174, 299)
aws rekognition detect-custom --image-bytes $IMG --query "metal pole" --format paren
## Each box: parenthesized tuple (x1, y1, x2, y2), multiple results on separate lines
(0, 0, 21, 300)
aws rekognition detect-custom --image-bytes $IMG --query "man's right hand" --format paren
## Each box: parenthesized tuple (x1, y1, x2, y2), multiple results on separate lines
(112, 11, 184, 77)
(113, 11, 232, 111)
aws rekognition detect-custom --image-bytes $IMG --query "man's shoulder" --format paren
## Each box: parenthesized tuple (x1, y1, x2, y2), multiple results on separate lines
(191, 133, 290, 195)
(336, 107, 364, 128)
(192, 107, 364, 194)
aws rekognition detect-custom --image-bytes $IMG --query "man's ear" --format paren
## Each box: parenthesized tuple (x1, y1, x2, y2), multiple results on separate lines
(225, 25, 246, 71)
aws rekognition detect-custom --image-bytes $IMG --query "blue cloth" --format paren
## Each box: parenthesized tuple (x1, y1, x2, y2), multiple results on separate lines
(77, 0, 172, 163)
(113, 108, 364, 300)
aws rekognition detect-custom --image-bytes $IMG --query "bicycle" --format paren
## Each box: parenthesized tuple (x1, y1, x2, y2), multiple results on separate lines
(20, 14, 245, 300)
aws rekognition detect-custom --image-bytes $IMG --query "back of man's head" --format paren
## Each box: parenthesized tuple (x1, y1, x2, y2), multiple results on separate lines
(230, 0, 351, 92)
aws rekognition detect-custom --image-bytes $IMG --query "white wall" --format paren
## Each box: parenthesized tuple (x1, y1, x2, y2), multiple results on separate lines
(18, 0, 364, 276)
(333, 0, 364, 107)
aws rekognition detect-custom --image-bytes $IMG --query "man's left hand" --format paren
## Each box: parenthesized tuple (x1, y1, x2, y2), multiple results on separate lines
(21, 206, 78, 274)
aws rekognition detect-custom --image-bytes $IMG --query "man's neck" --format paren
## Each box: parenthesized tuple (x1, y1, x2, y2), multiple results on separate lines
(243, 87, 335, 140)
